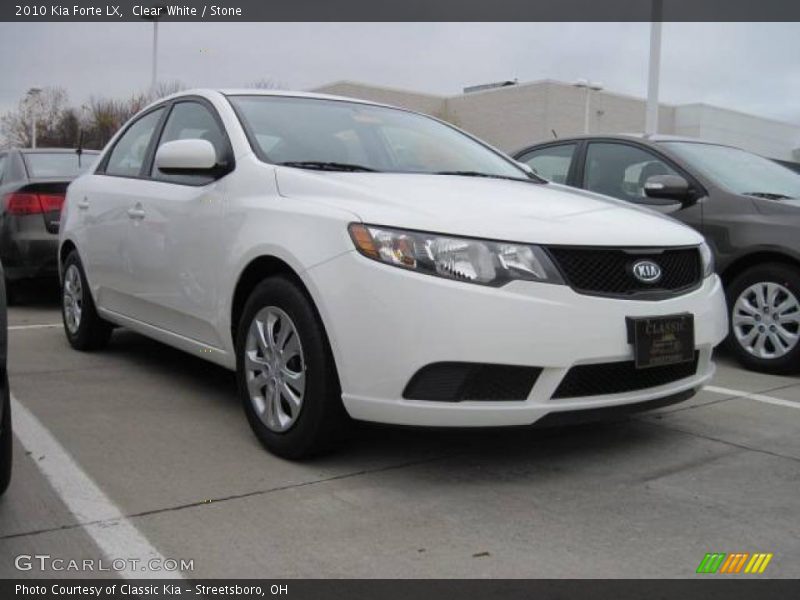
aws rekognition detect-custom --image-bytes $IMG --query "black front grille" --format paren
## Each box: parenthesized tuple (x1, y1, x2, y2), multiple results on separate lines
(552, 353, 699, 399)
(403, 362, 542, 402)
(546, 246, 701, 299)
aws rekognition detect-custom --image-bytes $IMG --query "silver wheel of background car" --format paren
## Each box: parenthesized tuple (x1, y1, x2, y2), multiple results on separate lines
(63, 264, 83, 335)
(245, 306, 306, 433)
(732, 282, 800, 359)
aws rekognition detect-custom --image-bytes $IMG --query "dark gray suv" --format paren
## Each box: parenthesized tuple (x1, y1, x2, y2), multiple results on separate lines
(515, 135, 800, 374)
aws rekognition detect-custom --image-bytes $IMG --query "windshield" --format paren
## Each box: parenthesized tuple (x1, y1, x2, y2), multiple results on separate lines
(228, 95, 529, 178)
(661, 142, 800, 199)
(22, 152, 98, 178)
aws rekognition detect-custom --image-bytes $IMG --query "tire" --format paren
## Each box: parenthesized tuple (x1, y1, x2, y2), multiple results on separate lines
(0, 379, 12, 496)
(725, 263, 800, 374)
(61, 251, 112, 351)
(236, 276, 349, 459)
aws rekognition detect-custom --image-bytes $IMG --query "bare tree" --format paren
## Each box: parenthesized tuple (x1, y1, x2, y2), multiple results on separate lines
(0, 86, 70, 148)
(248, 78, 286, 90)
(0, 80, 191, 151)
(149, 79, 187, 101)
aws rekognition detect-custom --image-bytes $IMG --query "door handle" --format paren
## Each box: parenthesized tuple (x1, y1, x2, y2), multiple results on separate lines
(127, 206, 146, 220)
(77, 197, 90, 210)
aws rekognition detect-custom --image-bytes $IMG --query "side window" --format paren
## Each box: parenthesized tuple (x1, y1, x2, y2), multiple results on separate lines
(104, 108, 164, 177)
(584, 143, 678, 201)
(152, 101, 227, 185)
(517, 144, 577, 184)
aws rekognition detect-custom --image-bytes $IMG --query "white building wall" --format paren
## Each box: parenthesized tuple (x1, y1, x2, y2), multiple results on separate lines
(313, 81, 447, 119)
(314, 80, 800, 161)
(674, 104, 800, 161)
(445, 82, 551, 151)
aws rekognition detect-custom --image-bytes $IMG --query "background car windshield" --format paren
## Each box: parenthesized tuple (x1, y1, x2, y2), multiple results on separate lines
(22, 152, 97, 178)
(662, 142, 800, 199)
(229, 95, 526, 177)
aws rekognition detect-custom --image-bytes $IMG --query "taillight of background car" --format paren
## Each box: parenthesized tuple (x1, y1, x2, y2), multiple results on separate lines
(4, 192, 65, 215)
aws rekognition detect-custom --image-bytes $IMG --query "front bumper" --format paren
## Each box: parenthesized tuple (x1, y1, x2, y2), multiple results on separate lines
(306, 251, 729, 427)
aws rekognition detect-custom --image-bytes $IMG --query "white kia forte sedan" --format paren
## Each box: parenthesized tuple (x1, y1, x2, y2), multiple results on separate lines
(59, 90, 728, 458)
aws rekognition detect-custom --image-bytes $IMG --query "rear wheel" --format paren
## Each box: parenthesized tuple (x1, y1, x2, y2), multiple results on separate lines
(726, 263, 800, 374)
(236, 276, 349, 459)
(0, 379, 12, 496)
(61, 251, 112, 351)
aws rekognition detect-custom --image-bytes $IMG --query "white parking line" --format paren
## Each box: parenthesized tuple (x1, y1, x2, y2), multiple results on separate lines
(705, 385, 800, 410)
(8, 323, 62, 331)
(10, 395, 184, 579)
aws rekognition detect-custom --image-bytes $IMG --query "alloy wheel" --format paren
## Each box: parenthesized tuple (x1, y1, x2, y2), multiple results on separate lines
(244, 306, 306, 432)
(732, 281, 800, 359)
(63, 264, 83, 335)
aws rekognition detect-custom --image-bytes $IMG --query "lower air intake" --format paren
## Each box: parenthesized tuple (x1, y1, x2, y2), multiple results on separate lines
(552, 353, 699, 399)
(403, 362, 542, 402)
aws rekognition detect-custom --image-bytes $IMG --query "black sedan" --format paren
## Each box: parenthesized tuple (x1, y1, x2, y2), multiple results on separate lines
(515, 135, 800, 374)
(0, 148, 98, 303)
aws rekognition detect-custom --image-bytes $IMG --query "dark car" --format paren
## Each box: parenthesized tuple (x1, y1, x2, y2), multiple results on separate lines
(515, 134, 800, 374)
(0, 262, 10, 495)
(0, 148, 98, 303)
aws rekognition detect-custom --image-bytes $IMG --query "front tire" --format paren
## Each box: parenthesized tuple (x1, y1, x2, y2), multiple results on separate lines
(726, 263, 800, 374)
(61, 251, 112, 351)
(236, 276, 349, 459)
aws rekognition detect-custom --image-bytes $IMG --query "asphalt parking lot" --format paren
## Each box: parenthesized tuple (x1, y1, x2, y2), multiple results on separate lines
(1, 288, 799, 579)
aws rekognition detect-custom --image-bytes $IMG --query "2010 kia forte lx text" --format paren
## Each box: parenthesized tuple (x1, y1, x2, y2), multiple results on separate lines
(58, 90, 728, 458)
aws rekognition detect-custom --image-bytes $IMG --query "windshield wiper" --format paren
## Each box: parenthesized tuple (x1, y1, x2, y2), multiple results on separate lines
(277, 161, 377, 172)
(433, 170, 540, 183)
(743, 191, 795, 200)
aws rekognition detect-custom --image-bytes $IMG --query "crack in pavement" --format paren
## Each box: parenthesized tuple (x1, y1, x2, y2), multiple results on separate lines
(0, 451, 462, 542)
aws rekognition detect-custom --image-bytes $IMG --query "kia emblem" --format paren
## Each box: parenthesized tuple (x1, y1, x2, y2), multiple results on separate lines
(632, 260, 662, 284)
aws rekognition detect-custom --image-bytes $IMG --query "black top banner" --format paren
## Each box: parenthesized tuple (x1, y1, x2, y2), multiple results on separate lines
(2, 0, 800, 22)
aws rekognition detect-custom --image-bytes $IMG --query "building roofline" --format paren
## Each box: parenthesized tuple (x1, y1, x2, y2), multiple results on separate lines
(312, 80, 447, 100)
(312, 79, 800, 128)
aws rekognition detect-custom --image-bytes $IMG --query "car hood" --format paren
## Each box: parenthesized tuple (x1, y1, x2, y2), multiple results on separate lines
(275, 168, 703, 247)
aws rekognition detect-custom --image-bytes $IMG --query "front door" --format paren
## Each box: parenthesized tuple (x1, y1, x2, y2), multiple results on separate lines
(124, 99, 231, 347)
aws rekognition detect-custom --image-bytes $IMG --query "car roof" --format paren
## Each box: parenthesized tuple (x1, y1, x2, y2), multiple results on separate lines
(519, 132, 731, 147)
(151, 88, 400, 112)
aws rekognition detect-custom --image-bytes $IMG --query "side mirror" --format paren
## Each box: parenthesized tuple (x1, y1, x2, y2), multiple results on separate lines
(155, 139, 218, 175)
(644, 174, 691, 202)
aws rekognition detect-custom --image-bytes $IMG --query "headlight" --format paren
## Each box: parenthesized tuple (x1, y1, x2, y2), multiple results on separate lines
(348, 223, 564, 286)
(699, 241, 715, 278)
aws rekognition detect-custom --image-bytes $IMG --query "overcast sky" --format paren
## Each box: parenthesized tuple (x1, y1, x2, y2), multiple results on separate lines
(0, 22, 798, 124)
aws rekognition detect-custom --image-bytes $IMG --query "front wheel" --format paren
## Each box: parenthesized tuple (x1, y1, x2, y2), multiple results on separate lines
(236, 276, 349, 459)
(726, 263, 800, 374)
